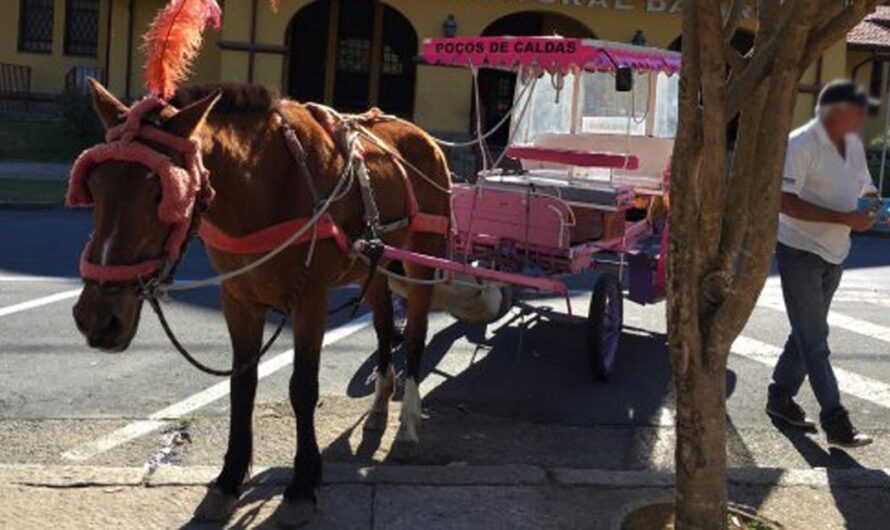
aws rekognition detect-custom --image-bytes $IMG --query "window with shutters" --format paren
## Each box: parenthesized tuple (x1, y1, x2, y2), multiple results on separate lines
(18, 0, 55, 54)
(65, 0, 101, 57)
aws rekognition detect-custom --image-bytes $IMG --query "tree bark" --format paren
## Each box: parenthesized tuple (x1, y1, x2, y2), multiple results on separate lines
(674, 355, 728, 529)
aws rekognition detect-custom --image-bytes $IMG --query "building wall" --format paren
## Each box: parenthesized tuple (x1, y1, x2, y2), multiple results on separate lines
(848, 48, 890, 146)
(0, 0, 857, 136)
(234, 0, 690, 133)
(0, 0, 111, 94)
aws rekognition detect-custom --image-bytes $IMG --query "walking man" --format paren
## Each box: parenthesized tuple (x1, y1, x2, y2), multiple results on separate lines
(766, 80, 879, 448)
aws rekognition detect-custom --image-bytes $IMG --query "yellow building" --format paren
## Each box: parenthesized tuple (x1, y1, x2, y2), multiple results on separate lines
(0, 0, 885, 141)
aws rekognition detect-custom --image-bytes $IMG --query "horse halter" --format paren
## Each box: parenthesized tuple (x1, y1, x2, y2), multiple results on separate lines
(67, 97, 215, 289)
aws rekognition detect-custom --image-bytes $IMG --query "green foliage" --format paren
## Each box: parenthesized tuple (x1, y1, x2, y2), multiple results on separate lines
(0, 116, 101, 162)
(58, 88, 103, 137)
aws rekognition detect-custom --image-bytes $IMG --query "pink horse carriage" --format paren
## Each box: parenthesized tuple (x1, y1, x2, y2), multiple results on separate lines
(381, 37, 679, 380)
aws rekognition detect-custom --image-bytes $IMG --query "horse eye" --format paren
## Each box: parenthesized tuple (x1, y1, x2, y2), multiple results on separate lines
(146, 171, 156, 180)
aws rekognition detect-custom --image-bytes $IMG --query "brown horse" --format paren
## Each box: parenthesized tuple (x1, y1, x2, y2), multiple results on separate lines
(71, 81, 451, 525)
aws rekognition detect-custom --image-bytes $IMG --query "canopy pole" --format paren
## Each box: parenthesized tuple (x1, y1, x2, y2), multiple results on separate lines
(879, 70, 890, 198)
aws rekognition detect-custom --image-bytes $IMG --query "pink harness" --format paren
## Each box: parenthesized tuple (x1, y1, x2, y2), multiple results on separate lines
(67, 97, 213, 282)
(68, 99, 449, 284)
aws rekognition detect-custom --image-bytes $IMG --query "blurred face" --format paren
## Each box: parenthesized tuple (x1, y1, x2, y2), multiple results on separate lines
(824, 104, 867, 138)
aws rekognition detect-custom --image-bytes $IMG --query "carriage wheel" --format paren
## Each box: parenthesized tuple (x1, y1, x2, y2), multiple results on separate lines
(587, 273, 623, 381)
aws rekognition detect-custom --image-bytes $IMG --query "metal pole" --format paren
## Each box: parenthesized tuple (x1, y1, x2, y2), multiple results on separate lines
(879, 68, 890, 198)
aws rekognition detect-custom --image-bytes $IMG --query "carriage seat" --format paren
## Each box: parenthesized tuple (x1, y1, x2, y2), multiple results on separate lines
(520, 133, 674, 191)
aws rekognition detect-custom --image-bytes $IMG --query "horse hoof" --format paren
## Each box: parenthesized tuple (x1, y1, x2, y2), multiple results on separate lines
(193, 486, 238, 522)
(363, 409, 389, 432)
(275, 498, 317, 528)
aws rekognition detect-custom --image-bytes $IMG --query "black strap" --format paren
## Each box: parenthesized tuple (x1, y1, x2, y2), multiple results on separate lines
(148, 297, 287, 378)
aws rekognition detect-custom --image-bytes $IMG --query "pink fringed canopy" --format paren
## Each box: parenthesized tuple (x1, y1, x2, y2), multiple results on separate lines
(422, 37, 681, 75)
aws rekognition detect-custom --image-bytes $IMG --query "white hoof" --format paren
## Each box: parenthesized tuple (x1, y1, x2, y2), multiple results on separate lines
(275, 498, 317, 528)
(193, 486, 238, 522)
(364, 365, 395, 432)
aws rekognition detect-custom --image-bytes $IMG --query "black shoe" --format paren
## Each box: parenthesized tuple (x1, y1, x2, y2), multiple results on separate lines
(766, 398, 816, 429)
(824, 413, 873, 448)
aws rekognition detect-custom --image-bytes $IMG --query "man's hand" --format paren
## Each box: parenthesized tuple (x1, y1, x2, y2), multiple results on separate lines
(845, 209, 876, 232)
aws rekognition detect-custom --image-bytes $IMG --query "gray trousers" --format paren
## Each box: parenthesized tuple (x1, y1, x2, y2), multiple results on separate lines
(768, 242, 845, 425)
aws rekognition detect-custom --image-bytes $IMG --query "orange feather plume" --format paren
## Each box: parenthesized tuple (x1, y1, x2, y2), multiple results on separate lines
(143, 0, 222, 100)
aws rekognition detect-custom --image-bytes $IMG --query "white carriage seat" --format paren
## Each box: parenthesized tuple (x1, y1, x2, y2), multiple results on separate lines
(521, 133, 673, 191)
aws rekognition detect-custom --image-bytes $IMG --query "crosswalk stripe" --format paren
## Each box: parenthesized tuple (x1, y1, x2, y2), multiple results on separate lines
(732, 335, 890, 410)
(758, 298, 890, 346)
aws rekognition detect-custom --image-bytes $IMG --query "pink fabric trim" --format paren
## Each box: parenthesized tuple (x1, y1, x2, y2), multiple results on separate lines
(410, 213, 450, 235)
(506, 145, 640, 170)
(422, 37, 681, 75)
(198, 214, 349, 254)
(68, 97, 214, 282)
(78, 238, 163, 282)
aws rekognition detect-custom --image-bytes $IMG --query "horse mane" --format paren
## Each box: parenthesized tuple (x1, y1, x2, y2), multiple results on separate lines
(170, 83, 278, 114)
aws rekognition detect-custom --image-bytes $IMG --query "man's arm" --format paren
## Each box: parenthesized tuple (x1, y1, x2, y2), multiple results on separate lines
(781, 193, 874, 232)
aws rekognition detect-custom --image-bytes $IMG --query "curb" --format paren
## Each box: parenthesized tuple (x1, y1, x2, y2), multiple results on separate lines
(3, 464, 889, 490)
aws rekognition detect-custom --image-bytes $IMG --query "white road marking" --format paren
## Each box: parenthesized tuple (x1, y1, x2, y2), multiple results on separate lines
(0, 275, 80, 283)
(758, 298, 890, 346)
(732, 335, 890, 410)
(62, 313, 373, 462)
(0, 288, 83, 318)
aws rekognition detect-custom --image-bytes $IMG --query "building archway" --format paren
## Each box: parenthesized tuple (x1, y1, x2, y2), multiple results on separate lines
(476, 12, 596, 153)
(285, 0, 418, 117)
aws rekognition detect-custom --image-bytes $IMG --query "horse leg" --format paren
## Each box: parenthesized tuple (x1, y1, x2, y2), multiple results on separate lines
(194, 291, 266, 522)
(278, 289, 327, 527)
(394, 235, 442, 455)
(363, 275, 396, 432)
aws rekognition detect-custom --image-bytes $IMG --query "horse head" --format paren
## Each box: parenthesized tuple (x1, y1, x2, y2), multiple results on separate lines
(72, 79, 219, 352)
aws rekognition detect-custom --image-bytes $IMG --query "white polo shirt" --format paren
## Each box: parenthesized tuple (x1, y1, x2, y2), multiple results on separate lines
(778, 118, 877, 264)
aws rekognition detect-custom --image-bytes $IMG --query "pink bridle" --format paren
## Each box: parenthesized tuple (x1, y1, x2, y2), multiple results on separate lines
(67, 97, 214, 283)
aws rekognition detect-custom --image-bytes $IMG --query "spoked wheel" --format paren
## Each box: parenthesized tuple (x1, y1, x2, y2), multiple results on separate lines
(587, 273, 624, 381)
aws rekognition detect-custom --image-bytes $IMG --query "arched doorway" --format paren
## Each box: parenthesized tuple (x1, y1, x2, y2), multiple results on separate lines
(476, 12, 596, 155)
(286, 0, 418, 117)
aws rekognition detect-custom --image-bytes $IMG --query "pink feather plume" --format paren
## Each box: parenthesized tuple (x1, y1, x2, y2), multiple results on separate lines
(143, 0, 222, 100)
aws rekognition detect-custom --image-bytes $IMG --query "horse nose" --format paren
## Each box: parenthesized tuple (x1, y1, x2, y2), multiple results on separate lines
(73, 301, 118, 338)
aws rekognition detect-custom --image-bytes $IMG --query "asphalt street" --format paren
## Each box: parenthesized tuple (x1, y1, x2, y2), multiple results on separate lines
(2, 209, 890, 475)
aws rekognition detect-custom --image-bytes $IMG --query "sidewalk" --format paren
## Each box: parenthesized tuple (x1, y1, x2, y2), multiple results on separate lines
(0, 161, 70, 181)
(2, 463, 889, 529)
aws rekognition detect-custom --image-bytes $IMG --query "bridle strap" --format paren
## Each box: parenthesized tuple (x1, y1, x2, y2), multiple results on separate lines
(79, 238, 164, 283)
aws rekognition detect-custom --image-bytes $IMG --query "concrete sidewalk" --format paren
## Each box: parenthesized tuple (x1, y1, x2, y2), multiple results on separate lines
(0, 161, 70, 181)
(2, 464, 889, 529)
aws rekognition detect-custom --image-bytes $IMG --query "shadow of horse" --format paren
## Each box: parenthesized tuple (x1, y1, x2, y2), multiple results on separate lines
(328, 305, 673, 468)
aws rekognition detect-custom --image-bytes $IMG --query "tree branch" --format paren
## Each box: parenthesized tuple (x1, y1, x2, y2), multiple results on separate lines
(724, 0, 802, 117)
(722, 0, 744, 42)
(800, 0, 880, 69)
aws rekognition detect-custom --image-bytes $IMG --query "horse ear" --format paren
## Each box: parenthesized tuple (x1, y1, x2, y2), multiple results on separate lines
(166, 90, 222, 139)
(89, 78, 128, 129)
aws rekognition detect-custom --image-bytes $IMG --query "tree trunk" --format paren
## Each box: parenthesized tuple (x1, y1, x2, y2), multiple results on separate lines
(673, 349, 728, 529)
(666, 1, 881, 528)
